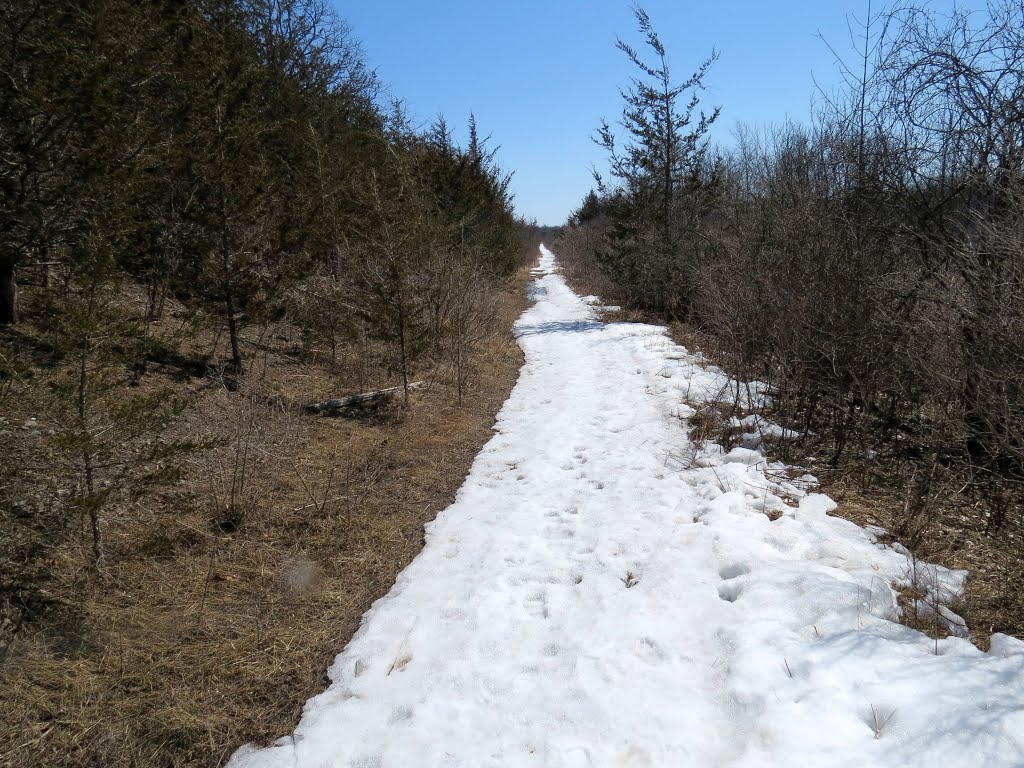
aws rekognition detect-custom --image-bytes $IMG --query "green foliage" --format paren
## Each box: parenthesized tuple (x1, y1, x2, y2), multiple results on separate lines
(0, 0, 520, 488)
(569, 190, 606, 227)
(419, 115, 520, 276)
(36, 276, 204, 565)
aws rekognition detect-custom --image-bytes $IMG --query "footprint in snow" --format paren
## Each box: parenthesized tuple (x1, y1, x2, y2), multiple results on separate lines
(717, 581, 743, 603)
(387, 706, 413, 724)
(718, 562, 752, 580)
(524, 589, 549, 619)
(638, 636, 669, 662)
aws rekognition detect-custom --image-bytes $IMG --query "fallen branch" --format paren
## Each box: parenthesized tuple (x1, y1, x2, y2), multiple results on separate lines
(307, 381, 425, 412)
(291, 495, 350, 512)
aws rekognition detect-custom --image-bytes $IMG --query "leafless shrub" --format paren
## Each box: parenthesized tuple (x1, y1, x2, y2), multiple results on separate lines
(553, 217, 623, 304)
(197, 384, 282, 533)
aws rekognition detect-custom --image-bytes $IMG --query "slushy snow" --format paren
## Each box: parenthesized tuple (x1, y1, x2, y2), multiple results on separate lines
(230, 246, 1024, 768)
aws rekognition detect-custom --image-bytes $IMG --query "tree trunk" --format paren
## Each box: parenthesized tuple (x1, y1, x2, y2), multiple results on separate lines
(397, 296, 410, 405)
(392, 264, 410, 405)
(218, 188, 243, 381)
(225, 290, 243, 379)
(0, 259, 18, 325)
(307, 381, 425, 412)
(77, 336, 102, 568)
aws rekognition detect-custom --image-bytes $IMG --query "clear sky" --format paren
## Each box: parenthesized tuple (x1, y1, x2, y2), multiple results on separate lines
(335, 1, 979, 225)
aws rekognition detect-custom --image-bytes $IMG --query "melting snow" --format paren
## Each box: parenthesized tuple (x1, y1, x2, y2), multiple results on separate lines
(230, 246, 1024, 768)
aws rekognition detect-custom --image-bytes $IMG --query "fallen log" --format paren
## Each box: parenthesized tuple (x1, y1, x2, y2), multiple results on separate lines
(307, 381, 425, 412)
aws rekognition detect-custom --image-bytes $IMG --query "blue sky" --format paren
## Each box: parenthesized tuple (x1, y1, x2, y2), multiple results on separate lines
(336, 1, 978, 225)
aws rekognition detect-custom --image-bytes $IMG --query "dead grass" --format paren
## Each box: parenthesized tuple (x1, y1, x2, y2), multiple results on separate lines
(687, 402, 745, 450)
(0, 268, 531, 767)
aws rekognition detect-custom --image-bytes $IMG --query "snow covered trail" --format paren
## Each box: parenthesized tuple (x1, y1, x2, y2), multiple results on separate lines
(231, 246, 1024, 768)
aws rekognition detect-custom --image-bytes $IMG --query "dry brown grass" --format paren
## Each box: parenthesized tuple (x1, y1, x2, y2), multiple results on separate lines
(0, 268, 531, 767)
(686, 402, 746, 451)
(823, 474, 1024, 650)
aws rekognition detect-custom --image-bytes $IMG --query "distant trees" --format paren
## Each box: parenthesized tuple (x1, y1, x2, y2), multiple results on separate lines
(593, 6, 720, 317)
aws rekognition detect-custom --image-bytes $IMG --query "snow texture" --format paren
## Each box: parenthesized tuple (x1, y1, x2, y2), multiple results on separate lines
(229, 246, 1024, 768)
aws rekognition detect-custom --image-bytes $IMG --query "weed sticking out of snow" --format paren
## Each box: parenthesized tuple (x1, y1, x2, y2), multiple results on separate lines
(869, 704, 897, 739)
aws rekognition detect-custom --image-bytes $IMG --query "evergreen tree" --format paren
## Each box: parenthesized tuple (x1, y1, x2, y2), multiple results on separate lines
(594, 6, 720, 316)
(0, 0, 88, 325)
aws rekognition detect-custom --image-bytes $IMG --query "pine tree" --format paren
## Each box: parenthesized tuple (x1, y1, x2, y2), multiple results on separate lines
(594, 6, 720, 317)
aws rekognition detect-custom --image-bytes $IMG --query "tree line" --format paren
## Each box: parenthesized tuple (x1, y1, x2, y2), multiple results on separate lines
(560, 2, 1024, 534)
(0, 0, 522, 572)
(1, 0, 520, 365)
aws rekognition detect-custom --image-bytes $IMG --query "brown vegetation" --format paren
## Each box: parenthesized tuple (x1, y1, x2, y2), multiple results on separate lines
(0, 2, 534, 762)
(0, 265, 531, 767)
(559, 0, 1024, 648)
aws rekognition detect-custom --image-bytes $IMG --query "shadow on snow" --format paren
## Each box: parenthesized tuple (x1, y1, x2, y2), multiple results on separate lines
(515, 319, 604, 337)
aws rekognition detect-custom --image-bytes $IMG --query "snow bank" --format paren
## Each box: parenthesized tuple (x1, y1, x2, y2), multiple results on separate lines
(229, 245, 1024, 768)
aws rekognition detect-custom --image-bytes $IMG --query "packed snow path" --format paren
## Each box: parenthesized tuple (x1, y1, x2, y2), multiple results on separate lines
(232, 247, 1024, 768)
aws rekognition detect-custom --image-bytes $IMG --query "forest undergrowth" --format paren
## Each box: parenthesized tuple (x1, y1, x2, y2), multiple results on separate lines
(0, 261, 532, 767)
